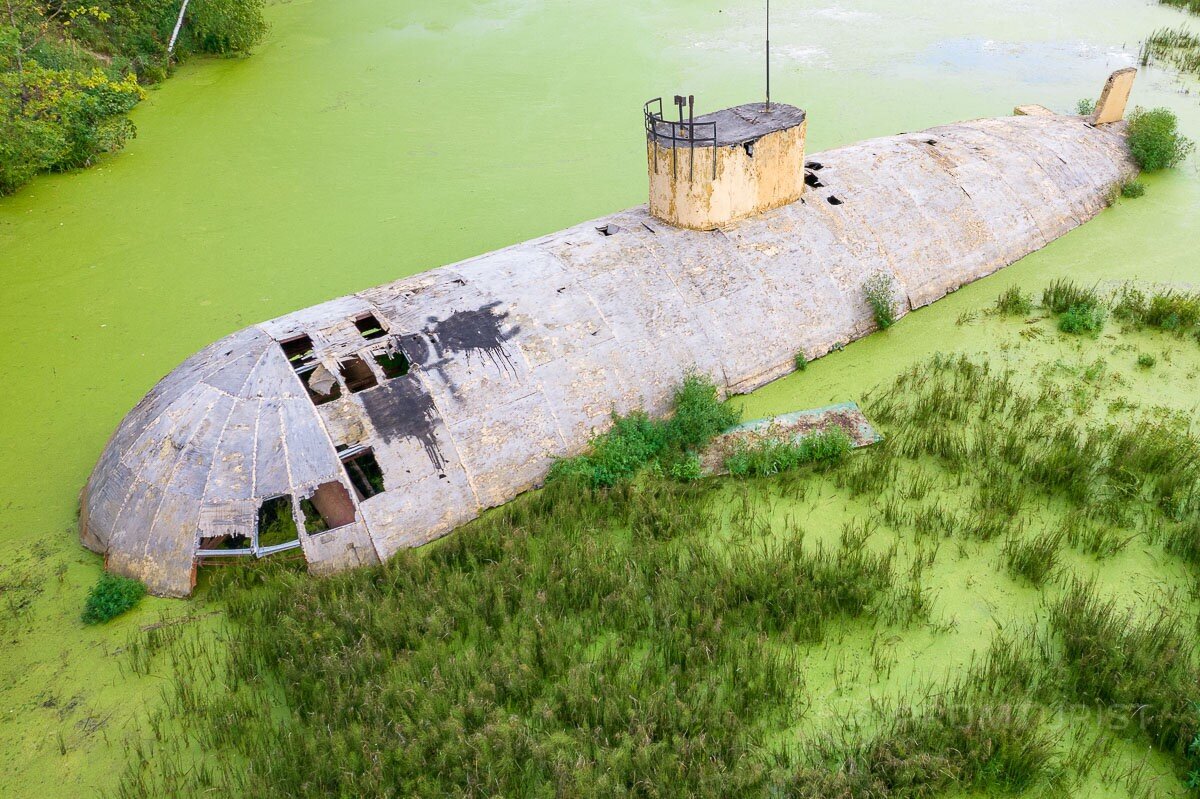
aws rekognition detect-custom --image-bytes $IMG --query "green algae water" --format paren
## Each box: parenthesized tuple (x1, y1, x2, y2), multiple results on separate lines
(3, 0, 1200, 794)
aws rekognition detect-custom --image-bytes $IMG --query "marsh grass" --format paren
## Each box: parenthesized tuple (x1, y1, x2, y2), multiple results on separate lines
(113, 333, 1200, 798)
(1042, 278, 1100, 315)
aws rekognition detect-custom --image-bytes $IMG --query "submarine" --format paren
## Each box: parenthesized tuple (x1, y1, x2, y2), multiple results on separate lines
(81, 70, 1140, 596)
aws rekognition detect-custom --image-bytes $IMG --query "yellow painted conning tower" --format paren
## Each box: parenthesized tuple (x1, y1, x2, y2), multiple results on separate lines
(645, 97, 807, 230)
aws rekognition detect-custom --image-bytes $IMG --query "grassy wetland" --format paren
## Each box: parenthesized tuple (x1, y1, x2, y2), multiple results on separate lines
(111, 282, 1200, 798)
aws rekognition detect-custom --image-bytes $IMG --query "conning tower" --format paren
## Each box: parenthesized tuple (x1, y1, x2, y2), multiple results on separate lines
(645, 97, 807, 230)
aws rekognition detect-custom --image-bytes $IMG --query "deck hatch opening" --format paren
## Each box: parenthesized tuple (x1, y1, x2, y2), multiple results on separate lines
(805, 161, 823, 170)
(805, 172, 824, 188)
(198, 534, 251, 554)
(300, 482, 357, 534)
(374, 349, 410, 379)
(339, 356, 379, 393)
(340, 446, 385, 499)
(354, 313, 387, 340)
(827, 195, 843, 206)
(596, 224, 620, 237)
(256, 495, 298, 549)
(280, 335, 316, 371)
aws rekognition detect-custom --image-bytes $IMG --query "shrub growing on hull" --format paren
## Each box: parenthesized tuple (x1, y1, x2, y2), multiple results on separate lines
(1126, 107, 1194, 171)
(864, 271, 898, 330)
(548, 374, 738, 487)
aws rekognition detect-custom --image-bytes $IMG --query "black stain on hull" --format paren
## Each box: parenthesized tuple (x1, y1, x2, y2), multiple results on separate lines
(358, 377, 446, 472)
(425, 300, 520, 375)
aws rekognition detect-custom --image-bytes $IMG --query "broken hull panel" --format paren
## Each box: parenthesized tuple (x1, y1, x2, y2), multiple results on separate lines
(81, 113, 1135, 596)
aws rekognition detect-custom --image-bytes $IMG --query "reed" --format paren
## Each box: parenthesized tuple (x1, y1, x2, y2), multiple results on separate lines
(995, 285, 1034, 316)
(1003, 531, 1063, 586)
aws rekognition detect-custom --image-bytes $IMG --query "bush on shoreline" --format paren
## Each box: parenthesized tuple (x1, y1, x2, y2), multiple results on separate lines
(1, 0, 267, 195)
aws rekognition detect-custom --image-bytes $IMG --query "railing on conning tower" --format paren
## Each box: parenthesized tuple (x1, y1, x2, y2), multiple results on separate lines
(644, 97, 718, 181)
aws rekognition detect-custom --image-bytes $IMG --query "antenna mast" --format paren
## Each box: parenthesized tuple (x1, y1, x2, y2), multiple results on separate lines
(765, 0, 771, 109)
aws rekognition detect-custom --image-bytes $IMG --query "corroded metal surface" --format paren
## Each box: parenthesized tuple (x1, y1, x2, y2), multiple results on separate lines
(81, 112, 1136, 596)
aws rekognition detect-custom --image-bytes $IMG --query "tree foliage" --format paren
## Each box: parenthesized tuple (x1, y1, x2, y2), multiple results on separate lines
(1, 0, 267, 195)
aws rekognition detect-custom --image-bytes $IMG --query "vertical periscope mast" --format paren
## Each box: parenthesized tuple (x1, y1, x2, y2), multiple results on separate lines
(643, 2, 806, 230)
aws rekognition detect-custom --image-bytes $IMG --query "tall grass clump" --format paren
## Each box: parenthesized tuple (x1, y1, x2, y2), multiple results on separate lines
(548, 374, 737, 487)
(1113, 284, 1200, 336)
(791, 694, 1058, 796)
(1159, 0, 1200, 15)
(1050, 580, 1200, 760)
(81, 573, 145, 624)
(1125, 105, 1195, 171)
(864, 271, 899, 330)
(1042, 278, 1100, 314)
(725, 427, 852, 477)
(1003, 532, 1062, 586)
(995, 286, 1034, 316)
(1040, 279, 1105, 334)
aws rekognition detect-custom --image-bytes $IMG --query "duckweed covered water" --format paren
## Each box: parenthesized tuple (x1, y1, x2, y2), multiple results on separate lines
(3, 0, 1200, 795)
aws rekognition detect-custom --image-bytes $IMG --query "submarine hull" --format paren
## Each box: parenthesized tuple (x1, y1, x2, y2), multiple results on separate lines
(81, 112, 1135, 596)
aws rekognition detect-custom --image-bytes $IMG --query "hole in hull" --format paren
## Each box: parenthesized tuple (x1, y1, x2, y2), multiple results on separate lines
(827, 195, 843, 206)
(300, 364, 341, 405)
(374, 349, 410, 379)
(354, 313, 387, 340)
(340, 446, 386, 500)
(280, 335, 316, 370)
(339, 356, 379, 393)
(300, 482, 357, 534)
(256, 495, 299, 548)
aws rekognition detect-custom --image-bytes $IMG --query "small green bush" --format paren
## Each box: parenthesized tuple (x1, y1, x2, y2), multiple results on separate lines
(1138, 353, 1157, 368)
(548, 375, 737, 488)
(1126, 107, 1195, 171)
(1076, 98, 1097, 115)
(1120, 180, 1146, 198)
(795, 351, 808, 371)
(1058, 303, 1106, 335)
(82, 573, 146, 624)
(668, 452, 703, 482)
(863, 272, 898, 330)
(995, 286, 1033, 316)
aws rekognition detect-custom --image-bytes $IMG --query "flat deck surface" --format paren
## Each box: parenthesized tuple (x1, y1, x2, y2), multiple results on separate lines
(649, 102, 806, 147)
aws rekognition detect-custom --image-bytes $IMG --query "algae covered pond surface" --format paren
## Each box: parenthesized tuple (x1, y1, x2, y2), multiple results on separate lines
(3, 0, 1200, 795)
